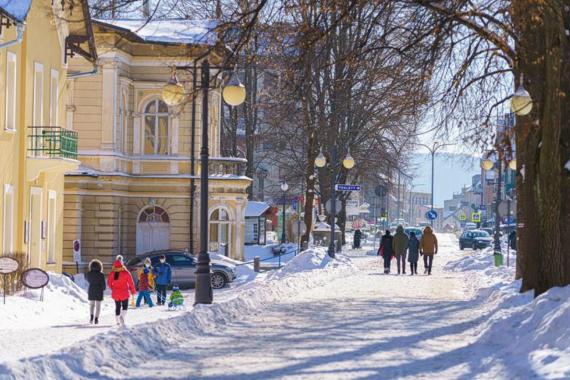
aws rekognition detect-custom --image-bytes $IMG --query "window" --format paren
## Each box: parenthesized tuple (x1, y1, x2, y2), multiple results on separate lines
(209, 208, 231, 252)
(143, 99, 169, 155)
(138, 206, 169, 223)
(47, 191, 56, 263)
(3, 184, 14, 254)
(120, 94, 128, 153)
(5, 52, 16, 131)
(171, 255, 194, 267)
(50, 69, 59, 125)
(33, 63, 44, 126)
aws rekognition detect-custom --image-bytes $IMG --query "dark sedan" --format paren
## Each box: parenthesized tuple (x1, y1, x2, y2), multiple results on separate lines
(126, 250, 236, 289)
(459, 230, 493, 250)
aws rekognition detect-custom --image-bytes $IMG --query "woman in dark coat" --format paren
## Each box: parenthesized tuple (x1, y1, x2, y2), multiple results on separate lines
(407, 232, 420, 275)
(379, 230, 394, 274)
(85, 259, 106, 324)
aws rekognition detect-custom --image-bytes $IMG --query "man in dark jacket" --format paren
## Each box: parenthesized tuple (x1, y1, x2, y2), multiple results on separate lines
(153, 255, 172, 305)
(379, 230, 394, 274)
(85, 259, 106, 324)
(407, 232, 420, 275)
(353, 229, 362, 249)
(392, 225, 409, 274)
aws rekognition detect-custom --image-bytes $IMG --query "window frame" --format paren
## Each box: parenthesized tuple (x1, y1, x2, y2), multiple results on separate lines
(47, 190, 57, 264)
(33, 62, 44, 126)
(142, 98, 169, 155)
(3, 184, 14, 254)
(5, 52, 17, 131)
(49, 69, 59, 126)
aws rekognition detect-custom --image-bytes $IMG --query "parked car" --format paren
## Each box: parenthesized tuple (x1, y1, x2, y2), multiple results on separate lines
(126, 250, 236, 289)
(459, 230, 493, 250)
(404, 227, 423, 240)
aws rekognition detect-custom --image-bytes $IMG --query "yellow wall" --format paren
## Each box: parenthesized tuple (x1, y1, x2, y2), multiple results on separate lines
(0, 0, 82, 272)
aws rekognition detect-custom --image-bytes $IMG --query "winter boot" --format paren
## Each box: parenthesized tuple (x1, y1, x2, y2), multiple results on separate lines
(115, 315, 121, 326)
(119, 309, 127, 326)
(94, 317, 99, 325)
(90, 314, 94, 324)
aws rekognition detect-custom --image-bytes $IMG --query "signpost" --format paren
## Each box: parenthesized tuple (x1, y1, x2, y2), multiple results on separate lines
(0, 257, 19, 305)
(425, 210, 438, 220)
(21, 268, 49, 301)
(335, 184, 361, 192)
(73, 239, 81, 274)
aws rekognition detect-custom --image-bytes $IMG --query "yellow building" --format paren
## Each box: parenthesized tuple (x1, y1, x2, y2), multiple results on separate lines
(0, 0, 96, 271)
(63, 17, 251, 271)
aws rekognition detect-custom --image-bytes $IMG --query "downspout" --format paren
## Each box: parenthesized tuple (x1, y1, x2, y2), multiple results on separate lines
(0, 23, 25, 49)
(67, 63, 98, 79)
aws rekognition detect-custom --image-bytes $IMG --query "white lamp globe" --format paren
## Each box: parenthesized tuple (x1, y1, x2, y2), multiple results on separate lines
(511, 85, 533, 116)
(481, 158, 494, 171)
(508, 159, 517, 171)
(281, 181, 289, 192)
(161, 79, 185, 106)
(315, 149, 327, 168)
(223, 74, 246, 106)
(343, 152, 355, 169)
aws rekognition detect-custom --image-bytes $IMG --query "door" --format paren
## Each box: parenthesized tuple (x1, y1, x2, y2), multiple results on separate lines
(29, 188, 42, 267)
(136, 206, 170, 254)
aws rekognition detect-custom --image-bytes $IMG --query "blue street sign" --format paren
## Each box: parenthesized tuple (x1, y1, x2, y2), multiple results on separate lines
(426, 210, 438, 220)
(335, 184, 361, 191)
(479, 205, 487, 210)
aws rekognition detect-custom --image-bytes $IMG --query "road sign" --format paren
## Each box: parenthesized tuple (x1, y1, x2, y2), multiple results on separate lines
(325, 199, 341, 215)
(335, 184, 361, 192)
(459, 212, 467, 221)
(73, 239, 81, 263)
(479, 205, 487, 210)
(425, 210, 438, 220)
(471, 212, 481, 223)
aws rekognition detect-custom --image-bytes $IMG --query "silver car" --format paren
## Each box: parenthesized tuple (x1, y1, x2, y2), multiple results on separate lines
(126, 250, 236, 289)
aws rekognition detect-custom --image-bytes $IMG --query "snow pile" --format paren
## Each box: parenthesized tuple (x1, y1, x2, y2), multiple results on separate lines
(445, 248, 570, 378)
(2, 249, 359, 379)
(0, 273, 87, 330)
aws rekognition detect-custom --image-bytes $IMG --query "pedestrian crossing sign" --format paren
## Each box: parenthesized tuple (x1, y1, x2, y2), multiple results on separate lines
(459, 212, 467, 221)
(471, 212, 481, 223)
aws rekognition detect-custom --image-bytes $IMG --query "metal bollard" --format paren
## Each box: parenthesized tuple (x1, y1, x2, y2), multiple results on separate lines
(254, 256, 260, 272)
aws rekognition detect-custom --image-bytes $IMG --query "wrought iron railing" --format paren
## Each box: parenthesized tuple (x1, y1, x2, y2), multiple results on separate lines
(28, 126, 78, 159)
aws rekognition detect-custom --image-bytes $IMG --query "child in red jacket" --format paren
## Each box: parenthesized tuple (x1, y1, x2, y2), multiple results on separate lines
(108, 255, 136, 326)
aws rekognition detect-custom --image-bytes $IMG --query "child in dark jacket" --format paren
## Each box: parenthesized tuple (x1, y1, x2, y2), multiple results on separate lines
(136, 258, 155, 308)
(85, 259, 106, 324)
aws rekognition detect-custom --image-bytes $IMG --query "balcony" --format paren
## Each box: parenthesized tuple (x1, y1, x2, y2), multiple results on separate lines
(27, 126, 80, 181)
(208, 157, 247, 177)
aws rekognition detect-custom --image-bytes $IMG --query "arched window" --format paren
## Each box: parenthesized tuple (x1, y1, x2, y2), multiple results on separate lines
(209, 207, 231, 252)
(138, 206, 170, 223)
(143, 99, 169, 155)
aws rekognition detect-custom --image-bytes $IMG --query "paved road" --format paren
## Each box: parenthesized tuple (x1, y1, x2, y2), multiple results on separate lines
(123, 234, 511, 379)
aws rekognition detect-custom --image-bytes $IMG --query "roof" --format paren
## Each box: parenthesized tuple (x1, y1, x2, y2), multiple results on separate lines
(313, 222, 341, 232)
(93, 18, 218, 45)
(245, 201, 271, 218)
(0, 0, 32, 23)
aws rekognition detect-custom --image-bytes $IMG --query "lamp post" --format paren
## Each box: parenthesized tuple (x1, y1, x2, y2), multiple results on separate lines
(280, 181, 289, 244)
(315, 147, 355, 258)
(480, 156, 494, 226)
(417, 142, 450, 228)
(161, 61, 246, 305)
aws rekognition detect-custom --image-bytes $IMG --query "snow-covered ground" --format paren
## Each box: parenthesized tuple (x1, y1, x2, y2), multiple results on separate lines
(0, 234, 569, 379)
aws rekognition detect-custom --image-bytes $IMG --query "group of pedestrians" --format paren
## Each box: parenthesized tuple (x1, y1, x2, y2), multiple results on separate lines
(378, 225, 439, 275)
(85, 254, 180, 327)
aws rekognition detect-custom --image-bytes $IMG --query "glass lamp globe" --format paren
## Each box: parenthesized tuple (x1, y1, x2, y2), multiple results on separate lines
(481, 158, 494, 171)
(511, 85, 533, 116)
(508, 159, 517, 171)
(343, 152, 355, 169)
(161, 80, 186, 106)
(315, 149, 327, 168)
(281, 182, 289, 192)
(222, 75, 246, 106)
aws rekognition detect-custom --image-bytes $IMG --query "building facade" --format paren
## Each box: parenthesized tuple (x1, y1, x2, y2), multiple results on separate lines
(0, 0, 95, 271)
(63, 18, 251, 271)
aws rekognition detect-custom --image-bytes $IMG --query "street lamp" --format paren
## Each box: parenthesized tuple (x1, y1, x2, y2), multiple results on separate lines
(161, 61, 246, 305)
(280, 181, 289, 244)
(511, 82, 533, 116)
(315, 146, 355, 258)
(417, 141, 450, 228)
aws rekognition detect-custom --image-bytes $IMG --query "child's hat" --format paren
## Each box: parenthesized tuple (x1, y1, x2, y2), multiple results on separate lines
(172, 284, 180, 291)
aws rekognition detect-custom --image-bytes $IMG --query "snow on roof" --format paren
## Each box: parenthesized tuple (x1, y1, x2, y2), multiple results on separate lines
(246, 201, 271, 218)
(0, 0, 32, 22)
(93, 18, 217, 45)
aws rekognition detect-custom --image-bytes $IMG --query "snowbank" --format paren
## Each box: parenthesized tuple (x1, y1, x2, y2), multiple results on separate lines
(445, 247, 570, 379)
(1, 249, 358, 379)
(0, 273, 88, 330)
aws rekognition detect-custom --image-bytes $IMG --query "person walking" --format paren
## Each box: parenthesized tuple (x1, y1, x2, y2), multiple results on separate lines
(153, 255, 172, 306)
(392, 225, 409, 275)
(85, 259, 106, 324)
(420, 226, 438, 275)
(135, 258, 155, 308)
(407, 231, 420, 275)
(353, 229, 362, 249)
(379, 230, 394, 274)
(108, 255, 136, 326)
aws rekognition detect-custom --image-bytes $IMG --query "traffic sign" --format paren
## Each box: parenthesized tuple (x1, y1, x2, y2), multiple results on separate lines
(374, 185, 387, 197)
(459, 212, 467, 221)
(425, 210, 438, 220)
(335, 184, 361, 191)
(479, 205, 487, 210)
(325, 198, 341, 215)
(471, 212, 481, 222)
